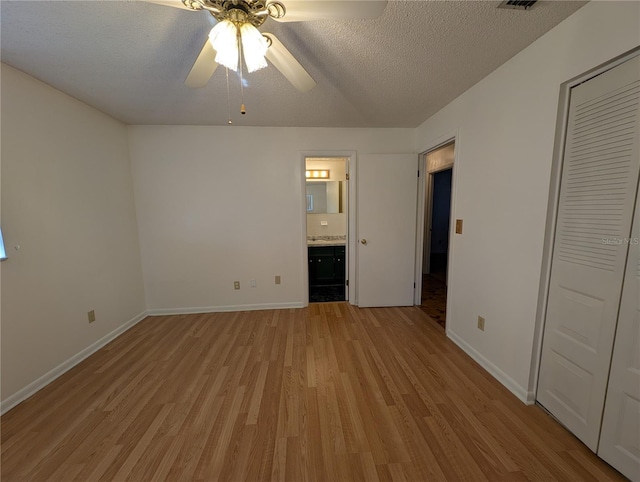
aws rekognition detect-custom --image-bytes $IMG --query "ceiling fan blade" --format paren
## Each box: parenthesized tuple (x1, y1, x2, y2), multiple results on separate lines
(141, 0, 196, 11)
(263, 33, 316, 92)
(273, 1, 387, 22)
(185, 40, 219, 88)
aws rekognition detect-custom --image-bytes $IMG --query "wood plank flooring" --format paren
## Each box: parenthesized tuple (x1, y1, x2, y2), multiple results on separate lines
(419, 274, 447, 329)
(1, 304, 624, 481)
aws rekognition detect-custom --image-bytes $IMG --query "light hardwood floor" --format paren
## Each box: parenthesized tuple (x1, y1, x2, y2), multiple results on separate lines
(1, 304, 624, 481)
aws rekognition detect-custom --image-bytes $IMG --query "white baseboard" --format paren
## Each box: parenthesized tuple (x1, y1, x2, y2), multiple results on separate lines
(1, 310, 148, 415)
(146, 302, 304, 316)
(447, 330, 534, 405)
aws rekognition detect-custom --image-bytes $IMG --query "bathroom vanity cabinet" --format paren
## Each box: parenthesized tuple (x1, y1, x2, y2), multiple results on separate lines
(308, 245, 345, 287)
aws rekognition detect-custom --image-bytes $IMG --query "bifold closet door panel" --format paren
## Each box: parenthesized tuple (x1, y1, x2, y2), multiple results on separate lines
(597, 189, 640, 482)
(537, 55, 640, 451)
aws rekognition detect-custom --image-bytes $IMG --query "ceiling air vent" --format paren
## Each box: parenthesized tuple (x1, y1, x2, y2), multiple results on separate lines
(498, 0, 537, 10)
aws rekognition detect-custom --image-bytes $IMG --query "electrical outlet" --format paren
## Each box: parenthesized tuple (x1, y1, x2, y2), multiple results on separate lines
(275, 275, 281, 285)
(477, 316, 485, 331)
(234, 281, 240, 290)
(88, 310, 96, 323)
(250, 279, 256, 288)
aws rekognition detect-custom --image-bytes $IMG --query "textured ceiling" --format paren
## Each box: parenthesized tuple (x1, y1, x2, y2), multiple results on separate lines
(0, 0, 586, 127)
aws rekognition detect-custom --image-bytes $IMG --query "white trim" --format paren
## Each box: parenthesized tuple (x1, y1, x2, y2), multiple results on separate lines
(300, 153, 310, 307)
(1, 310, 148, 415)
(444, 133, 460, 338)
(417, 140, 456, 301)
(348, 154, 357, 305)
(448, 330, 535, 405)
(299, 150, 357, 306)
(147, 302, 304, 316)
(414, 155, 427, 304)
(414, 133, 458, 314)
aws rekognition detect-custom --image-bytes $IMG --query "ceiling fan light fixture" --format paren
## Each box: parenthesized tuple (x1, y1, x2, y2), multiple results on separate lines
(208, 18, 268, 73)
(209, 20, 239, 71)
(240, 23, 269, 72)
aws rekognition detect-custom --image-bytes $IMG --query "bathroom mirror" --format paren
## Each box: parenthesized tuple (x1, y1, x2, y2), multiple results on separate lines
(306, 181, 343, 214)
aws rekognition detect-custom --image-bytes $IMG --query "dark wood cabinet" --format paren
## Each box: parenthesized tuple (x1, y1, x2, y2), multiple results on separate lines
(308, 245, 345, 287)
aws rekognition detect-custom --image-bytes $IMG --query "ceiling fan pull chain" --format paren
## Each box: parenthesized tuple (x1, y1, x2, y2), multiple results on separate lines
(225, 67, 232, 125)
(238, 28, 247, 115)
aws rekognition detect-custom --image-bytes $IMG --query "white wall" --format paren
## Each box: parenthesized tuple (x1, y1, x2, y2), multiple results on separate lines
(415, 1, 640, 402)
(1, 64, 146, 405)
(306, 213, 346, 237)
(128, 126, 413, 312)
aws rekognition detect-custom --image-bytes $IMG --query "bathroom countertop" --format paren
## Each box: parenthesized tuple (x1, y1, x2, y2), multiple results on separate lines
(307, 236, 346, 247)
(307, 240, 346, 246)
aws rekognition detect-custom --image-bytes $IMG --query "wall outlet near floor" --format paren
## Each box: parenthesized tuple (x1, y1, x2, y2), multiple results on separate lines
(250, 279, 256, 288)
(234, 281, 240, 290)
(275, 275, 281, 285)
(477, 316, 485, 331)
(88, 310, 96, 323)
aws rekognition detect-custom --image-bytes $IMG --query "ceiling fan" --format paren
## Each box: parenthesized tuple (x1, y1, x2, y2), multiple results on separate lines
(145, 0, 388, 93)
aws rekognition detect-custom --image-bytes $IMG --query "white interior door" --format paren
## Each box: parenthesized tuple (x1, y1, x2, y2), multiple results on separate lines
(357, 154, 417, 307)
(537, 56, 640, 451)
(598, 188, 640, 481)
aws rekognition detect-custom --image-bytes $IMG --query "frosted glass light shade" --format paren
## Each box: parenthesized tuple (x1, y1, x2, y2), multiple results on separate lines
(208, 20, 268, 73)
(0, 228, 7, 260)
(240, 23, 268, 72)
(209, 20, 239, 71)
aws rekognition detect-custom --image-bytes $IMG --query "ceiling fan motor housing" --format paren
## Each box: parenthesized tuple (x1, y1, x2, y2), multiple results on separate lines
(181, 0, 286, 26)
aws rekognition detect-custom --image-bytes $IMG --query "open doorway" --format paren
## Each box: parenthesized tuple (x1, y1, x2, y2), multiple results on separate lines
(305, 157, 348, 303)
(420, 142, 454, 328)
(429, 168, 452, 282)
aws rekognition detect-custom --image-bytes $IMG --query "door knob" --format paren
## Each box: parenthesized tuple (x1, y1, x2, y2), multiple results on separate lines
(360, 239, 367, 245)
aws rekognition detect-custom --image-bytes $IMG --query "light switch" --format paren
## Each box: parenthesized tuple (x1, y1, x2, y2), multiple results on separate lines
(321, 221, 328, 226)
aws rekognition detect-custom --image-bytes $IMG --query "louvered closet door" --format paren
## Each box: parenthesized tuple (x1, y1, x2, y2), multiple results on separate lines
(537, 55, 640, 451)
(598, 188, 640, 481)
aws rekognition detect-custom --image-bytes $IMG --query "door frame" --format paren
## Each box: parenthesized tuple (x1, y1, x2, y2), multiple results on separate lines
(422, 143, 455, 277)
(299, 151, 356, 306)
(530, 47, 640, 403)
(414, 136, 458, 325)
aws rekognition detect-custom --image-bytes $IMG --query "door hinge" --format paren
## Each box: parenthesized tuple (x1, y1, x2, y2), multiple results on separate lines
(414, 282, 416, 288)
(418, 170, 420, 177)
(346, 280, 349, 286)
(346, 173, 350, 181)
